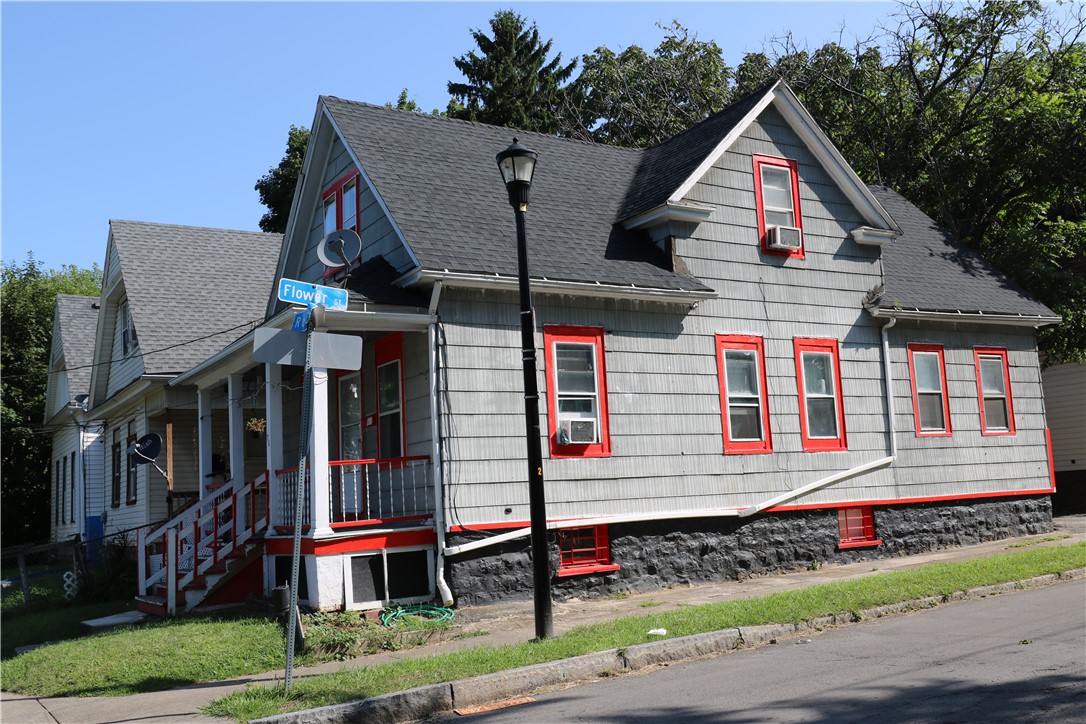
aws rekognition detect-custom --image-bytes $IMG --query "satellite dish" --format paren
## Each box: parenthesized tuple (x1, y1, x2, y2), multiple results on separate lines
(317, 229, 362, 270)
(127, 433, 162, 464)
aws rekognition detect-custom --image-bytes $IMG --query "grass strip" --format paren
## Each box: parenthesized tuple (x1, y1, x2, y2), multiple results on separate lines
(204, 543, 1086, 722)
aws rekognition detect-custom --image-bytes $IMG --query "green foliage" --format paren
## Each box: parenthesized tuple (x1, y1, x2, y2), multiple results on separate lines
(385, 88, 441, 116)
(447, 10, 577, 133)
(0, 255, 101, 546)
(565, 22, 735, 147)
(254, 124, 309, 234)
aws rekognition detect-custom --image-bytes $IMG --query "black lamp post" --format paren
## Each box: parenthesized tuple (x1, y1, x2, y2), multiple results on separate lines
(496, 138, 553, 640)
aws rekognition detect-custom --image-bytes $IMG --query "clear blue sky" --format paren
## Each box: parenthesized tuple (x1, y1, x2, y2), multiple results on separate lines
(2, 1, 898, 273)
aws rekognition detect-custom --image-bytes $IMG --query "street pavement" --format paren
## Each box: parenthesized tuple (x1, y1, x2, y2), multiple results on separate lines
(445, 578, 1086, 723)
(1, 514, 1083, 724)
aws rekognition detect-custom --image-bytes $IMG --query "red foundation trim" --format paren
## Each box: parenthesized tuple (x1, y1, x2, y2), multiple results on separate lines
(773, 487, 1054, 512)
(1046, 428, 1057, 492)
(556, 563, 621, 578)
(837, 539, 883, 550)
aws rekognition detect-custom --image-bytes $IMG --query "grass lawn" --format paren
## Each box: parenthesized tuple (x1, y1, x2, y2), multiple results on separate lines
(1, 598, 136, 659)
(3, 542, 1082, 718)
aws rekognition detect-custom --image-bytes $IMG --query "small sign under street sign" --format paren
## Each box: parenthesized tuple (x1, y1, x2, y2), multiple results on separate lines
(291, 308, 311, 332)
(277, 278, 349, 311)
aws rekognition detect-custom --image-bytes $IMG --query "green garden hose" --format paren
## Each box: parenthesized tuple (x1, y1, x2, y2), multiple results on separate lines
(380, 604, 455, 627)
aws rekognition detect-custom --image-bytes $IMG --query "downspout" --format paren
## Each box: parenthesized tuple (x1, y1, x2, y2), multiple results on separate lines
(880, 316, 898, 458)
(427, 282, 454, 605)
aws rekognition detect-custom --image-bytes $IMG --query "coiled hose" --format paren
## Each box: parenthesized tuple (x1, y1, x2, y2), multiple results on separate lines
(380, 604, 455, 627)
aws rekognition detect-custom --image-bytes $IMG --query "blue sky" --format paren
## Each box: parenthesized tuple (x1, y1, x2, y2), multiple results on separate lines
(2, 1, 898, 273)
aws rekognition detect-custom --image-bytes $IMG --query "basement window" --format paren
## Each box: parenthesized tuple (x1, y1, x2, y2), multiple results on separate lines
(557, 526, 620, 577)
(837, 507, 881, 549)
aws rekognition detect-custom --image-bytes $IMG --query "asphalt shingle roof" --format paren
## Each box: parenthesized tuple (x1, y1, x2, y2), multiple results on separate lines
(322, 96, 712, 294)
(871, 187, 1056, 318)
(55, 294, 100, 397)
(109, 221, 284, 375)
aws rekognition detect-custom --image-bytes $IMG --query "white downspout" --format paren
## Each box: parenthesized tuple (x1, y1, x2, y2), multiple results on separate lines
(881, 316, 898, 458)
(427, 283, 453, 605)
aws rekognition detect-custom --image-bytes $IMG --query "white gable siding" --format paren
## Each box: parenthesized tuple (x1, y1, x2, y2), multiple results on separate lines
(295, 137, 413, 286)
(103, 294, 145, 399)
(1042, 362, 1086, 472)
(50, 424, 81, 541)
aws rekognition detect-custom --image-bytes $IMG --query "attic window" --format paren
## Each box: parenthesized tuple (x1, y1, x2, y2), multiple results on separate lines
(120, 300, 138, 356)
(753, 155, 804, 259)
(322, 170, 362, 279)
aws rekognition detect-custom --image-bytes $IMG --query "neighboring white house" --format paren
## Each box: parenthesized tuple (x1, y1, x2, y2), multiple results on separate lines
(1041, 362, 1086, 512)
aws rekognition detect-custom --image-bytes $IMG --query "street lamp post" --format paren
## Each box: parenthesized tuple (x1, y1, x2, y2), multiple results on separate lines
(496, 138, 553, 640)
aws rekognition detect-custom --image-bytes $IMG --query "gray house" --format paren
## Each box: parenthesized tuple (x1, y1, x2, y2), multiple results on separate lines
(133, 81, 1060, 614)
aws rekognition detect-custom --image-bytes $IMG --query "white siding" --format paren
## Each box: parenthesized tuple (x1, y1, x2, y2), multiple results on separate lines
(1041, 362, 1086, 471)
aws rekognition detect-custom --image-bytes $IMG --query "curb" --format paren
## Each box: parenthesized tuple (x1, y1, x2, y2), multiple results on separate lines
(251, 569, 1085, 724)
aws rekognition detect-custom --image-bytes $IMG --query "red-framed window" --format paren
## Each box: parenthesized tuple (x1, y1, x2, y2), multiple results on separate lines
(974, 347, 1015, 435)
(375, 334, 405, 459)
(752, 154, 804, 259)
(557, 526, 621, 577)
(715, 334, 772, 454)
(794, 338, 847, 452)
(907, 343, 952, 436)
(322, 169, 362, 278)
(543, 325, 611, 458)
(837, 506, 881, 549)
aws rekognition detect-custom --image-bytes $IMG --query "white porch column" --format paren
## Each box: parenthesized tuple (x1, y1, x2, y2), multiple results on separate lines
(228, 373, 245, 487)
(265, 364, 284, 527)
(311, 366, 331, 535)
(198, 387, 213, 500)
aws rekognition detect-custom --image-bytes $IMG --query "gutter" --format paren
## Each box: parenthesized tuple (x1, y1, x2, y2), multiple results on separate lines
(867, 306, 1061, 328)
(397, 269, 716, 305)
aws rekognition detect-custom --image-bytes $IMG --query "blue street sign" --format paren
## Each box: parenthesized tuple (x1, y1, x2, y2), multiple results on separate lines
(291, 308, 311, 332)
(277, 278, 349, 311)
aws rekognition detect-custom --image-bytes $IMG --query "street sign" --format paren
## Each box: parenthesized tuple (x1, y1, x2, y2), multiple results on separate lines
(291, 308, 311, 332)
(253, 328, 362, 370)
(277, 278, 349, 311)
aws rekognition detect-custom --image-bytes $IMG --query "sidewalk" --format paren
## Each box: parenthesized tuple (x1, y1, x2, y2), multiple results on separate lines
(3, 514, 1084, 724)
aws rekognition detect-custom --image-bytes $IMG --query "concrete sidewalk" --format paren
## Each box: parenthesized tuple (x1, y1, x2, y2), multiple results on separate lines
(3, 515, 1083, 724)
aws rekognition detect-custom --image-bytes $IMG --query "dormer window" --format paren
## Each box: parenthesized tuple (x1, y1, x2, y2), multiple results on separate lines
(753, 154, 804, 259)
(120, 299, 138, 356)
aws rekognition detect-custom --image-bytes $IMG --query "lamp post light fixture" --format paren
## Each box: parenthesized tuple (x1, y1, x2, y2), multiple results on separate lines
(495, 138, 553, 640)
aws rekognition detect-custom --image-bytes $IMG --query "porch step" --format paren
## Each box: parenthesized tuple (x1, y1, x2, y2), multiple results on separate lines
(135, 595, 167, 617)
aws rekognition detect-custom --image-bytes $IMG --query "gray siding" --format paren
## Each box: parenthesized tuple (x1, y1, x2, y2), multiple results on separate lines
(435, 108, 1050, 527)
(296, 137, 413, 286)
(1040, 362, 1084, 472)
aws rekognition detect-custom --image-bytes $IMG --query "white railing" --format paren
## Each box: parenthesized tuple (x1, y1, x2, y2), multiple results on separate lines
(329, 456, 433, 525)
(273, 466, 312, 529)
(138, 471, 269, 614)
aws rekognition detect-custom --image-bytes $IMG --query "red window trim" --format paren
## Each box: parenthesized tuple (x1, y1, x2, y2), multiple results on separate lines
(543, 325, 611, 458)
(556, 525, 620, 578)
(974, 347, 1016, 436)
(794, 338, 847, 452)
(321, 168, 362, 279)
(837, 506, 881, 549)
(715, 334, 773, 454)
(375, 333, 406, 459)
(752, 154, 804, 259)
(907, 343, 952, 437)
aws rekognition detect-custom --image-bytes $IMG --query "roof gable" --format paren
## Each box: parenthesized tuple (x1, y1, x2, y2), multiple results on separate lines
(44, 294, 98, 423)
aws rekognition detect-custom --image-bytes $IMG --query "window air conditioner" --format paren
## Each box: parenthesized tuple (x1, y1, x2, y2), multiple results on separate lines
(767, 225, 803, 251)
(559, 419, 598, 445)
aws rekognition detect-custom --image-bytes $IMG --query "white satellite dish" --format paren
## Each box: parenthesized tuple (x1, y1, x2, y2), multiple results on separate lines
(317, 229, 362, 270)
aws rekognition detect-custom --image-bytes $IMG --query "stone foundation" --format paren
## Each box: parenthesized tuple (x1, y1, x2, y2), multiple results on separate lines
(445, 495, 1052, 606)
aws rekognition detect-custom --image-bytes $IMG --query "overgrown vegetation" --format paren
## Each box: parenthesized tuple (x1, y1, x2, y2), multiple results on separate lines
(304, 610, 453, 660)
(204, 543, 1085, 722)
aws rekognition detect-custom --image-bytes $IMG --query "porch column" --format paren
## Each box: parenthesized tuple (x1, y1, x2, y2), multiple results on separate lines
(228, 373, 245, 487)
(198, 387, 213, 500)
(311, 366, 331, 535)
(265, 363, 284, 526)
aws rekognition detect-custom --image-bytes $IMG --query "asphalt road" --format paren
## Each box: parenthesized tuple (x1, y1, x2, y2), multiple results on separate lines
(449, 580, 1086, 723)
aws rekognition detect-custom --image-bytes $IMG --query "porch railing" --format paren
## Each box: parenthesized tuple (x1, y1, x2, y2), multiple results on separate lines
(272, 456, 433, 529)
(138, 471, 269, 614)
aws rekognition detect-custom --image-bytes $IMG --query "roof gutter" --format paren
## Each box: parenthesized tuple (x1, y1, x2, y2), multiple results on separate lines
(401, 269, 716, 305)
(867, 306, 1061, 328)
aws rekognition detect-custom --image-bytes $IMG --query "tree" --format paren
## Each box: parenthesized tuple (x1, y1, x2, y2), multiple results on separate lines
(564, 22, 735, 147)
(254, 124, 309, 234)
(753, 0, 1086, 362)
(385, 88, 441, 116)
(447, 10, 577, 133)
(1, 255, 102, 546)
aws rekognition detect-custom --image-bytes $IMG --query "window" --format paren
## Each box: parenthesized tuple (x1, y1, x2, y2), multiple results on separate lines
(543, 325, 611, 458)
(120, 300, 138, 355)
(126, 421, 137, 504)
(338, 371, 362, 461)
(55, 460, 61, 525)
(908, 344, 951, 436)
(375, 334, 404, 459)
(838, 507, 880, 548)
(322, 170, 361, 236)
(556, 526, 620, 577)
(111, 431, 121, 508)
(715, 335, 772, 454)
(794, 338, 847, 452)
(753, 154, 804, 258)
(974, 348, 1015, 435)
(70, 452, 76, 524)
